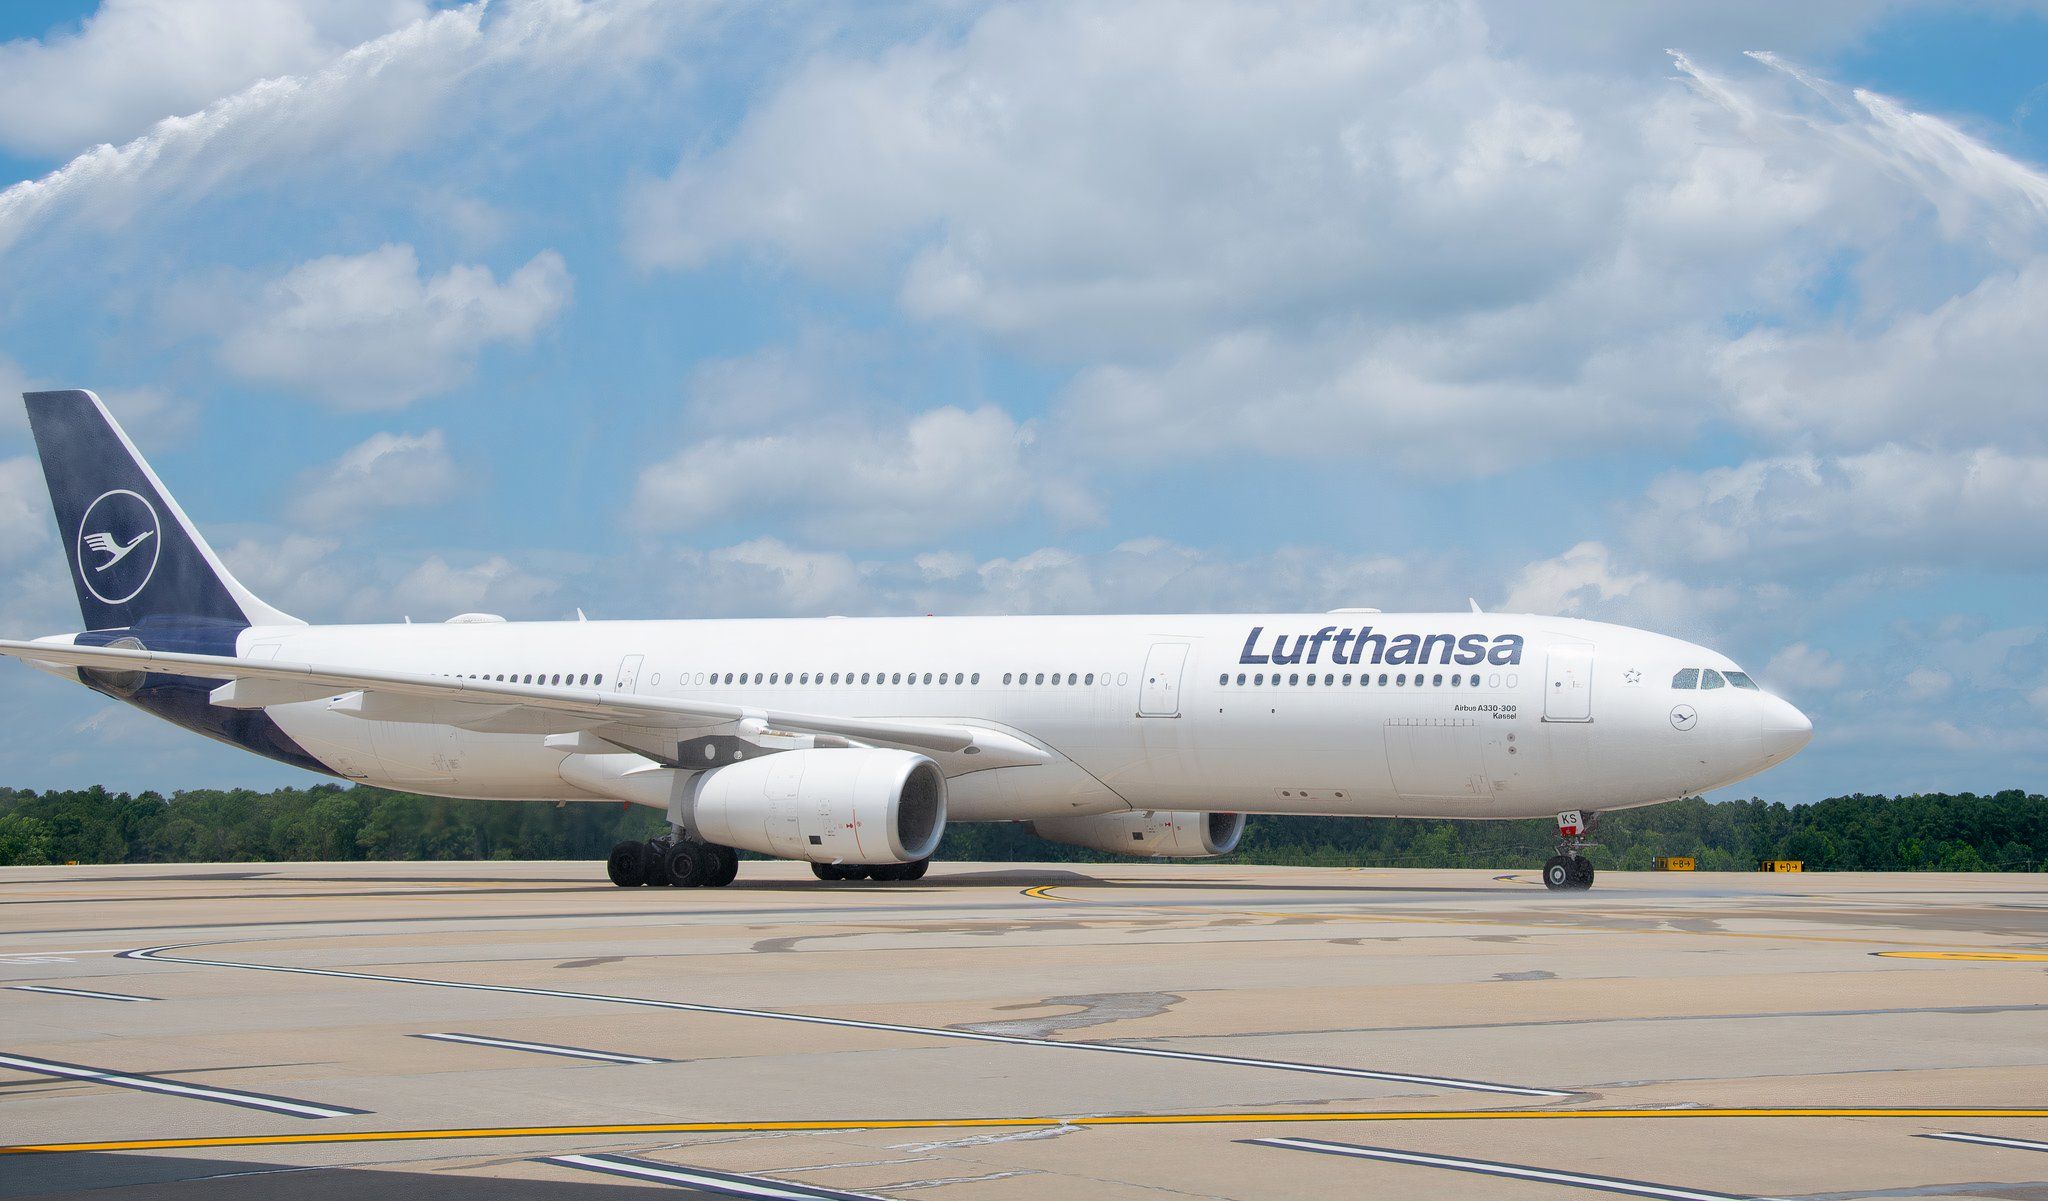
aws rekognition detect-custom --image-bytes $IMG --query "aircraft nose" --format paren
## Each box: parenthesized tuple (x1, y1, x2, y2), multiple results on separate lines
(1759, 695, 1813, 761)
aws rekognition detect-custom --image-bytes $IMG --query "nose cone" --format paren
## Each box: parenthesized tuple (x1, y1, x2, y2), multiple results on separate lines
(1759, 695, 1813, 762)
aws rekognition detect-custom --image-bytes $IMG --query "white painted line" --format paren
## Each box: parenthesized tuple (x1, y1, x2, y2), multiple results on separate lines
(548, 1153, 893, 1198)
(123, 945, 1565, 1098)
(0, 948, 128, 957)
(0, 1051, 364, 1120)
(9, 984, 157, 1002)
(413, 1032, 667, 1065)
(1248, 1137, 1758, 1201)
(1922, 1131, 2048, 1154)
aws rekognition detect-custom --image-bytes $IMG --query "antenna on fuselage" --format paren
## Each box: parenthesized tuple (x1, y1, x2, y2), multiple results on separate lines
(1468, 598, 1484, 613)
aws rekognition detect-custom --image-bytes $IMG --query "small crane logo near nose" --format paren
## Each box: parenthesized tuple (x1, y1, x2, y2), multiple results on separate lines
(1670, 704, 1698, 731)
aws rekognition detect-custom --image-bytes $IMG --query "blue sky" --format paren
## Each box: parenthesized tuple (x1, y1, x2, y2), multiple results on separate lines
(1, 0, 2047, 803)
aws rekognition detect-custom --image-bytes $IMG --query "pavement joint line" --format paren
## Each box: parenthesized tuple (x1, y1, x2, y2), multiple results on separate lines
(413, 1032, 669, 1065)
(0, 1051, 367, 1120)
(6, 1108, 2048, 1157)
(1017, 888, 2025, 951)
(1920, 1131, 2048, 1154)
(1247, 1136, 1755, 1201)
(118, 943, 1568, 1098)
(7, 984, 157, 1002)
(547, 1152, 893, 1199)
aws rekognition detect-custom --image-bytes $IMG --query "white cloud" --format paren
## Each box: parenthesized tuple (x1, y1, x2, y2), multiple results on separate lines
(1716, 265, 2048, 449)
(1764, 642, 1845, 692)
(219, 244, 570, 409)
(0, 0, 679, 256)
(0, 456, 53, 564)
(628, 3, 2048, 471)
(1627, 446, 2048, 575)
(632, 405, 1093, 547)
(217, 532, 344, 618)
(0, 0, 429, 159)
(1499, 540, 1738, 631)
(369, 553, 557, 621)
(288, 429, 461, 526)
(1903, 667, 1952, 700)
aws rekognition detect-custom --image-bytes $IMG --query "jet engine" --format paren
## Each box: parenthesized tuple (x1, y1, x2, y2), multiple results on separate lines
(1029, 810, 1245, 858)
(689, 748, 946, 865)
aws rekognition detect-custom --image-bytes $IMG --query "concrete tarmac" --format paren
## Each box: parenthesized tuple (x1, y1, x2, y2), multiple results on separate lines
(1, 860, 2044, 1199)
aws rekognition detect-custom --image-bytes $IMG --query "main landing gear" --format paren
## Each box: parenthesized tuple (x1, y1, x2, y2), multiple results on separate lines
(607, 835, 740, 888)
(812, 859, 930, 883)
(1542, 810, 1598, 892)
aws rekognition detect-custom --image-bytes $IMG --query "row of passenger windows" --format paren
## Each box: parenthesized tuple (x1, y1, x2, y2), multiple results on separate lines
(1671, 668, 1758, 691)
(1219, 670, 1500, 689)
(703, 671, 983, 686)
(454, 671, 601, 687)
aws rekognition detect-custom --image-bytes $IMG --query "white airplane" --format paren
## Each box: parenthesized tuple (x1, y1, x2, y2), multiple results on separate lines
(1, 391, 1811, 892)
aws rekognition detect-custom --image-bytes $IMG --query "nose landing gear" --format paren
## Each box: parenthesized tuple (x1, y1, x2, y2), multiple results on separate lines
(1543, 810, 1598, 891)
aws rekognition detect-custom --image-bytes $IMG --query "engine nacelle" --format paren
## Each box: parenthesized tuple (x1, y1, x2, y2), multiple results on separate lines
(1030, 810, 1245, 858)
(690, 748, 946, 865)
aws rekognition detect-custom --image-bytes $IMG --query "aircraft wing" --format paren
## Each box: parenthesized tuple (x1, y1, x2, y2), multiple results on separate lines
(0, 638, 1049, 769)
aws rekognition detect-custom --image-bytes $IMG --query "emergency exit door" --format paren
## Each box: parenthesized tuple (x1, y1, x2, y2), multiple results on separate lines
(614, 654, 643, 694)
(1138, 643, 1189, 717)
(1543, 644, 1594, 722)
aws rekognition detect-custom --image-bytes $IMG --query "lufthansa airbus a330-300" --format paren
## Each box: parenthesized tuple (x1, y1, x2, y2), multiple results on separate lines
(1, 391, 1811, 891)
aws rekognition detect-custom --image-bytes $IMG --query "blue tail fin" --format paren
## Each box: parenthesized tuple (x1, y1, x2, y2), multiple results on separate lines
(24, 390, 299, 631)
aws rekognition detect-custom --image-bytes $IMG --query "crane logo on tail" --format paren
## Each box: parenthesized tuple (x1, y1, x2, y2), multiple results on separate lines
(85, 529, 152, 570)
(76, 489, 161, 605)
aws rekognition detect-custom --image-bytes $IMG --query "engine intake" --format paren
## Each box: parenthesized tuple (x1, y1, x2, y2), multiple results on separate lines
(1030, 810, 1245, 858)
(690, 748, 946, 865)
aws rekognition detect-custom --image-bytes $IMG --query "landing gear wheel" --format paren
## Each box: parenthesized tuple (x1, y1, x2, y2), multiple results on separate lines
(705, 845, 739, 887)
(898, 858, 928, 881)
(868, 863, 907, 882)
(1568, 855, 1595, 890)
(662, 841, 707, 887)
(1543, 856, 1572, 891)
(811, 863, 850, 882)
(607, 841, 647, 887)
(639, 841, 670, 886)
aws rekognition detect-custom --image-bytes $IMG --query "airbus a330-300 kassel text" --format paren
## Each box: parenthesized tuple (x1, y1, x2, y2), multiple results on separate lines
(0, 391, 1811, 891)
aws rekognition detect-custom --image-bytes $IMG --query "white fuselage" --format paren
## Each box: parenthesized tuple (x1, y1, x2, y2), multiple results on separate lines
(239, 611, 1811, 823)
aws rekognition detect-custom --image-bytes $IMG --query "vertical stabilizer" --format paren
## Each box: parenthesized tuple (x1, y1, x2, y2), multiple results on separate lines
(23, 390, 300, 631)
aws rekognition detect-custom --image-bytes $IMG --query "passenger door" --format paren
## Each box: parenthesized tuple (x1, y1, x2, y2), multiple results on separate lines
(1543, 644, 1594, 722)
(1138, 643, 1189, 717)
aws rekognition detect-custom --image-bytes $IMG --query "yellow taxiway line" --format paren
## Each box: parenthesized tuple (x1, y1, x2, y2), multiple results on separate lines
(7, 1108, 2046, 1157)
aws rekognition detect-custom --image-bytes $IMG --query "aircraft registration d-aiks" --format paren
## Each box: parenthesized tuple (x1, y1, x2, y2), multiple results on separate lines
(1, 391, 1811, 891)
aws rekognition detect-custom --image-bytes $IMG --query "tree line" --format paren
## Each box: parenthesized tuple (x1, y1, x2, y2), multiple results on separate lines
(0, 784, 2041, 871)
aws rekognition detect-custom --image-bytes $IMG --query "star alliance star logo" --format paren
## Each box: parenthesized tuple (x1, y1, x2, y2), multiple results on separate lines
(1623, 668, 1642, 685)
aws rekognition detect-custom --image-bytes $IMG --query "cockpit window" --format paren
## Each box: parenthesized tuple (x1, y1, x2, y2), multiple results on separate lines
(1725, 671, 1759, 690)
(1671, 668, 1699, 689)
(1701, 669, 1726, 690)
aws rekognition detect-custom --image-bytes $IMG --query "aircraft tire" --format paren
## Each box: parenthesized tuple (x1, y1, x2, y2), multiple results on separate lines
(640, 841, 672, 886)
(1542, 856, 1571, 891)
(706, 845, 739, 887)
(899, 858, 929, 881)
(1568, 856, 1595, 890)
(662, 841, 707, 887)
(811, 863, 847, 881)
(606, 841, 647, 887)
